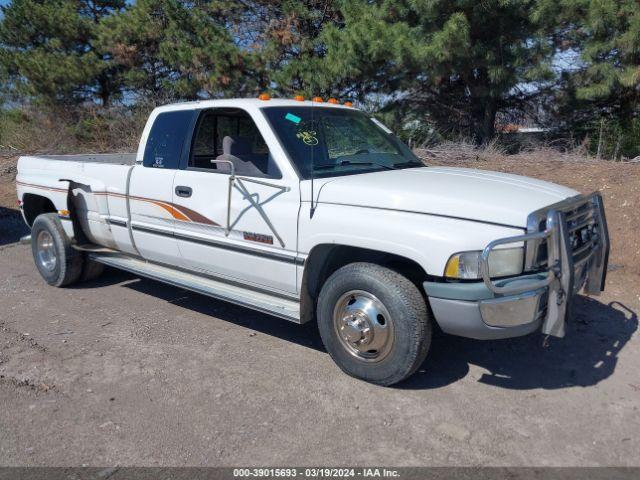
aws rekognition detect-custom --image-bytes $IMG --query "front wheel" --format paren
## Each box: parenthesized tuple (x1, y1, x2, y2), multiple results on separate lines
(317, 262, 432, 386)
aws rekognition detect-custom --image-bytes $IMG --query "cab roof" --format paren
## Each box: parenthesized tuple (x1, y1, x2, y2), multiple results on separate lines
(153, 98, 356, 113)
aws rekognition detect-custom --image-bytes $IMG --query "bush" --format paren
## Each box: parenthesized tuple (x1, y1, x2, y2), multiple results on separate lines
(0, 105, 151, 154)
(587, 118, 640, 160)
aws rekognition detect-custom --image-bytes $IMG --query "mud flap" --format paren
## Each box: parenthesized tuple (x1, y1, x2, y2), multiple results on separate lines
(542, 211, 574, 338)
(60, 179, 89, 244)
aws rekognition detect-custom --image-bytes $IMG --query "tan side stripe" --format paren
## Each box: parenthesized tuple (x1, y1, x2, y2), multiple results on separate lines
(16, 181, 67, 193)
(18, 181, 218, 225)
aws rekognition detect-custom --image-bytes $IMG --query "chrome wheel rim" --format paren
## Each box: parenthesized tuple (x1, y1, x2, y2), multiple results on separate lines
(36, 230, 57, 272)
(332, 290, 394, 362)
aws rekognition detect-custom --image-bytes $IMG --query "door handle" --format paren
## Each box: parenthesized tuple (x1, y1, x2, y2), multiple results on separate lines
(175, 186, 192, 198)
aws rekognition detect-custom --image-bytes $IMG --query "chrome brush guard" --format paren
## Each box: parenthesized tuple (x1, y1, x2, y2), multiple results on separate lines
(479, 192, 609, 337)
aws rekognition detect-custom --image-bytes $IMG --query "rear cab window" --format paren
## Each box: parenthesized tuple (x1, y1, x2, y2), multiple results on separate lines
(143, 110, 198, 169)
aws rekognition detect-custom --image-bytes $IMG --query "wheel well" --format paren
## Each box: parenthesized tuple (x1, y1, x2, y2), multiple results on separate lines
(22, 194, 56, 227)
(300, 244, 430, 323)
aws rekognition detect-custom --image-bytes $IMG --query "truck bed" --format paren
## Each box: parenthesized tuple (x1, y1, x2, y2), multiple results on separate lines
(17, 153, 138, 252)
(32, 153, 137, 165)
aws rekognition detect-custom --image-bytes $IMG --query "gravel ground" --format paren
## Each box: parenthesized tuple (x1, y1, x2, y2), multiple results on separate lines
(1, 240, 639, 466)
(1, 155, 639, 466)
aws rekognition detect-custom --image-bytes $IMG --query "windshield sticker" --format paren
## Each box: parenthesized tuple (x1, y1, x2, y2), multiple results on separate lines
(285, 112, 302, 124)
(296, 130, 319, 146)
(370, 117, 393, 134)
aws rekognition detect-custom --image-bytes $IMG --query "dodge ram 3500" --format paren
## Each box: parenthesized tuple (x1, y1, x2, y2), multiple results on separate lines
(16, 98, 610, 385)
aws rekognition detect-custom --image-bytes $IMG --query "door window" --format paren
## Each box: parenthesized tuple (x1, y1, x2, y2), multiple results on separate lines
(189, 109, 280, 178)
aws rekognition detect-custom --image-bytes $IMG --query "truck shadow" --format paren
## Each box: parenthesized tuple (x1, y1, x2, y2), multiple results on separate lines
(80, 268, 326, 352)
(401, 296, 638, 390)
(79, 269, 637, 390)
(0, 206, 29, 246)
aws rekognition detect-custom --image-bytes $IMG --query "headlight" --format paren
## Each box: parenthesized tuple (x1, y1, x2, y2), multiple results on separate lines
(444, 247, 524, 279)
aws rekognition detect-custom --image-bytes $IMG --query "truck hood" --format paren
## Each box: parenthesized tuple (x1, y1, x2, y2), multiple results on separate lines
(315, 167, 579, 228)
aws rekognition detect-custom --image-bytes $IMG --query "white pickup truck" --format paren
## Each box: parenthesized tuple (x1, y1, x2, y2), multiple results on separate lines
(16, 98, 610, 385)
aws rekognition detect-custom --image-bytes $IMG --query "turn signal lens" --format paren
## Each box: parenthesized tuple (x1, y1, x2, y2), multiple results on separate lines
(444, 251, 483, 279)
(312, 96, 324, 102)
(328, 98, 339, 104)
(258, 93, 271, 101)
(58, 209, 70, 218)
(444, 255, 460, 278)
(293, 95, 304, 101)
(343, 101, 353, 107)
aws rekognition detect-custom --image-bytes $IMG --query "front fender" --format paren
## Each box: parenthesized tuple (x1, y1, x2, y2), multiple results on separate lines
(298, 202, 524, 277)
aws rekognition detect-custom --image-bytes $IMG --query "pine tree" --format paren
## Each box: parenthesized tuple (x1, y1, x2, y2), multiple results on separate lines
(97, 0, 246, 103)
(537, 0, 639, 158)
(0, 0, 125, 106)
(304, 0, 556, 143)
(236, 1, 343, 97)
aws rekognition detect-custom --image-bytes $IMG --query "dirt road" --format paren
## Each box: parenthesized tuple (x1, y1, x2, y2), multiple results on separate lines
(1, 155, 639, 466)
(1, 239, 639, 466)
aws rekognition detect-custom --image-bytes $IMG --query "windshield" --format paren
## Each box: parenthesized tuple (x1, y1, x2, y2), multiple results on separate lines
(261, 106, 423, 179)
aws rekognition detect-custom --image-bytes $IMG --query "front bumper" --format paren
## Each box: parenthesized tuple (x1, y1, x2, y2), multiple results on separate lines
(425, 275, 547, 339)
(424, 192, 609, 340)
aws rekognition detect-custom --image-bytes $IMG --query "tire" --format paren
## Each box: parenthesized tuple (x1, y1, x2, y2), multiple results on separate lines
(80, 256, 105, 282)
(317, 262, 432, 386)
(31, 213, 83, 287)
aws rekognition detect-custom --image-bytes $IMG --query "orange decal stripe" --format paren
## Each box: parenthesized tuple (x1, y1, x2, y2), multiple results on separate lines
(169, 204, 218, 226)
(16, 182, 218, 225)
(149, 201, 191, 222)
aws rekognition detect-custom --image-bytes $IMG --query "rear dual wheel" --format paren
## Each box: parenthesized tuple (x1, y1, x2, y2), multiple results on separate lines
(31, 213, 103, 287)
(317, 262, 432, 386)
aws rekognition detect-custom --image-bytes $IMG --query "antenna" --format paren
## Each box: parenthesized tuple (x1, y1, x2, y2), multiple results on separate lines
(309, 103, 316, 218)
(310, 173, 316, 218)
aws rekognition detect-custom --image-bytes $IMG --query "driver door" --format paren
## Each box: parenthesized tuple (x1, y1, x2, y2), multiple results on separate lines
(172, 108, 300, 295)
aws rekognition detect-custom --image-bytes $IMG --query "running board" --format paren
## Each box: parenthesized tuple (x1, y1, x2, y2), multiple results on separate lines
(88, 253, 301, 323)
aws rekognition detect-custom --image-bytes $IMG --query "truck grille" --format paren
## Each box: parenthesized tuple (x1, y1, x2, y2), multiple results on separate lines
(525, 195, 601, 271)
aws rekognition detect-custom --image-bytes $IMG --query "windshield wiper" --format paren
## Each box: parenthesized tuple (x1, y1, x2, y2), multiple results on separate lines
(314, 160, 396, 171)
(394, 160, 424, 168)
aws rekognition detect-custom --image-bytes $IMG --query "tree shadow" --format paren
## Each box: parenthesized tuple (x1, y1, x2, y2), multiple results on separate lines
(76, 269, 637, 390)
(0, 206, 29, 246)
(400, 295, 638, 390)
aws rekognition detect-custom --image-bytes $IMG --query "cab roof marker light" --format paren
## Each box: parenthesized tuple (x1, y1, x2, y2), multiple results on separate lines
(343, 101, 353, 107)
(293, 95, 305, 101)
(258, 93, 271, 101)
(312, 96, 324, 103)
(328, 98, 339, 104)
